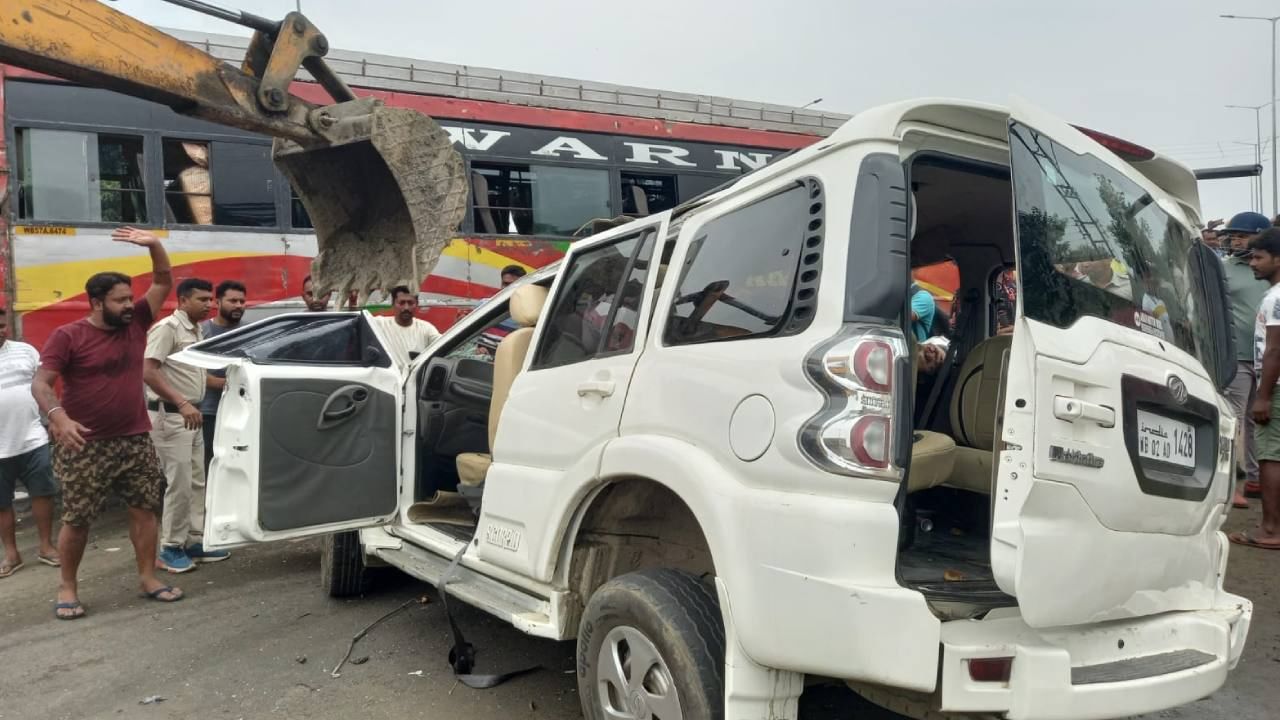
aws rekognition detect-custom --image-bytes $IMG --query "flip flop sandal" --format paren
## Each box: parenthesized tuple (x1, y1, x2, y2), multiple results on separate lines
(54, 601, 85, 620)
(1229, 530, 1280, 550)
(140, 585, 184, 602)
(37, 554, 61, 568)
(1232, 496, 1250, 509)
(0, 561, 23, 579)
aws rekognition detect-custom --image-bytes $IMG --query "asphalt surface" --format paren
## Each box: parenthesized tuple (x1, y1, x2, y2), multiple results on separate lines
(0, 504, 1274, 720)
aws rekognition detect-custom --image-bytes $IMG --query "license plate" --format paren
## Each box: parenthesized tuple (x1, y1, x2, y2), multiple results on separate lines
(1136, 410, 1195, 468)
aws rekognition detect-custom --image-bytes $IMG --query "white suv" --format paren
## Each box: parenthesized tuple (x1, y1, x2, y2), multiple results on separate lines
(179, 98, 1252, 720)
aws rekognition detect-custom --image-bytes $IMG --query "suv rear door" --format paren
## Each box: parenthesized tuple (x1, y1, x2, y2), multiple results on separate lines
(173, 311, 401, 549)
(995, 101, 1234, 628)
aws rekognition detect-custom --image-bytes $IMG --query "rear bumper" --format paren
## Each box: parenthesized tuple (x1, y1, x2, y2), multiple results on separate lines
(939, 595, 1252, 720)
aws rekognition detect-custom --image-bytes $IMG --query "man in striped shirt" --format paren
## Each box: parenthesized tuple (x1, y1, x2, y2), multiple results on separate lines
(375, 286, 441, 364)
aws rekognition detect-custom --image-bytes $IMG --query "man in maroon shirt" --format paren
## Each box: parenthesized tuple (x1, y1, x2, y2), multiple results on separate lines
(31, 227, 183, 619)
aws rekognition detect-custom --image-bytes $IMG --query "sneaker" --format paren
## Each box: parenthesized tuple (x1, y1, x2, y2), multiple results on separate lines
(157, 546, 196, 574)
(185, 542, 230, 564)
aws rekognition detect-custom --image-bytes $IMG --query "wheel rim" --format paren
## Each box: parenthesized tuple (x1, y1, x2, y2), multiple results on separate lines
(595, 625, 683, 720)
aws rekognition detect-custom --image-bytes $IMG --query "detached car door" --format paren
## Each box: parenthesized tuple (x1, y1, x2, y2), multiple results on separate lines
(173, 311, 401, 549)
(995, 100, 1235, 628)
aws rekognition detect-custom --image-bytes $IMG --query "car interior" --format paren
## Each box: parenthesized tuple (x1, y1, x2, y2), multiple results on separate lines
(406, 235, 681, 535)
(898, 155, 1021, 617)
(405, 282, 549, 536)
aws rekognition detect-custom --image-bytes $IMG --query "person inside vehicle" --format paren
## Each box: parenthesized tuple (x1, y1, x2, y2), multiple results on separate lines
(909, 283, 938, 342)
(500, 265, 527, 288)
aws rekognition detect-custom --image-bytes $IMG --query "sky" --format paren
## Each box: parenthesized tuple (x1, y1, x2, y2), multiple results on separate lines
(114, 0, 1280, 225)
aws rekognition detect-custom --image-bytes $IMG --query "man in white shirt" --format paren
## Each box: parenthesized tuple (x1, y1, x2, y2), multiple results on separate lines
(376, 285, 441, 363)
(0, 307, 60, 578)
(1239, 228, 1280, 550)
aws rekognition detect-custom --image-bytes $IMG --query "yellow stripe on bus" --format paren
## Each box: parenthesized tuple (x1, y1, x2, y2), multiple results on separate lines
(12, 226, 171, 238)
(13, 250, 274, 312)
(442, 239, 531, 272)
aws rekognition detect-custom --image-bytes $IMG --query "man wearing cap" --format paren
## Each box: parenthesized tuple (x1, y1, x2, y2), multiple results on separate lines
(1222, 211, 1273, 508)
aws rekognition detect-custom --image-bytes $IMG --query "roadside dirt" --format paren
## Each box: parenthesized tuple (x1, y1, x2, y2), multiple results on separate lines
(0, 504, 1272, 720)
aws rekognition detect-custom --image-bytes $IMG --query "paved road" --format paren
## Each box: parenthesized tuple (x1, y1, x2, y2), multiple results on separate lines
(0, 505, 1274, 720)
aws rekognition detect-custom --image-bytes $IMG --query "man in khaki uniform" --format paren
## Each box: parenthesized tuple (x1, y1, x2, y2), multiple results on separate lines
(143, 278, 224, 573)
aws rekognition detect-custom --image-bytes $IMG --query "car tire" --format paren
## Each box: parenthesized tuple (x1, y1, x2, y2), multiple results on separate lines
(577, 568, 725, 720)
(320, 531, 370, 597)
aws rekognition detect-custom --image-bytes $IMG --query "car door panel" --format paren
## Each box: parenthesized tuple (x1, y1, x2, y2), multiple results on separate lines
(258, 378, 397, 531)
(172, 311, 402, 549)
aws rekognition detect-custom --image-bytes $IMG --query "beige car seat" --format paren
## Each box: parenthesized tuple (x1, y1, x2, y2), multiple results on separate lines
(945, 334, 1012, 494)
(908, 342, 956, 492)
(455, 284, 549, 487)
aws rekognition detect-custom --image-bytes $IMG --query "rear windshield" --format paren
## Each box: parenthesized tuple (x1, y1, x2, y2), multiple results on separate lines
(1009, 121, 1212, 367)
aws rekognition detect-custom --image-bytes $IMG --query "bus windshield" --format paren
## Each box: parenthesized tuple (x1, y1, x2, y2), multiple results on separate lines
(1009, 121, 1213, 369)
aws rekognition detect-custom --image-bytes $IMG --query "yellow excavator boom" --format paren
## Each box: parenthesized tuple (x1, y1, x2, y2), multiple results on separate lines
(0, 0, 468, 301)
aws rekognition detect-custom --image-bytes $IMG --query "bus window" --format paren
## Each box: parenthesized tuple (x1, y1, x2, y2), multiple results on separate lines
(163, 139, 212, 225)
(471, 162, 610, 236)
(677, 174, 727, 202)
(16, 128, 147, 223)
(472, 163, 533, 234)
(163, 139, 277, 227)
(621, 173, 678, 217)
(210, 141, 276, 227)
(533, 165, 609, 235)
(290, 183, 313, 230)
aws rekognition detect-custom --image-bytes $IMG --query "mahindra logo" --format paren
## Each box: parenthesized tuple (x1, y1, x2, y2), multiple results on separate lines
(1049, 445, 1105, 469)
(1167, 375, 1188, 405)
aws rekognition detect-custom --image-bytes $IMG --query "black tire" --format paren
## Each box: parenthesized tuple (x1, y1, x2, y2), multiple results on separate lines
(577, 569, 725, 720)
(320, 531, 370, 597)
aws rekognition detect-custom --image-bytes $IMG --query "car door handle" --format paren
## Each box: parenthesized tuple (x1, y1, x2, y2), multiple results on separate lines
(1053, 395, 1115, 428)
(318, 385, 371, 430)
(577, 379, 615, 398)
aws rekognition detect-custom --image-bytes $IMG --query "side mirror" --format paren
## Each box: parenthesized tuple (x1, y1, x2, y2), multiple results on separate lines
(363, 344, 388, 368)
(1190, 242, 1236, 391)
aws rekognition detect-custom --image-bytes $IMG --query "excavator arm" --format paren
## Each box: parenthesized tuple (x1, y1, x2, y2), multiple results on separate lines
(0, 0, 468, 301)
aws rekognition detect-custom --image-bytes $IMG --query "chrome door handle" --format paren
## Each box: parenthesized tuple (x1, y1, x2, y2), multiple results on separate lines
(1053, 396, 1115, 428)
(577, 379, 616, 398)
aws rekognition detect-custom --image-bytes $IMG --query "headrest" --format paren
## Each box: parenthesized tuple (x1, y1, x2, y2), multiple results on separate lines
(510, 284, 549, 328)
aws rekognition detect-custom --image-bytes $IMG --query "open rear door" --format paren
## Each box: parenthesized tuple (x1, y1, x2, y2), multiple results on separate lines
(994, 100, 1233, 628)
(174, 311, 402, 549)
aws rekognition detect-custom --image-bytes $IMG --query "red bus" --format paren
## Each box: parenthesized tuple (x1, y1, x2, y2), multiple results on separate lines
(0, 29, 955, 347)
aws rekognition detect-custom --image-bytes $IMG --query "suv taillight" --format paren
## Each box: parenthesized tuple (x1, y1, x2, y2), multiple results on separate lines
(800, 325, 907, 478)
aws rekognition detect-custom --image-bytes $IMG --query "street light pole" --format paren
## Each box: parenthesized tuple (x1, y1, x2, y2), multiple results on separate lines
(1222, 14, 1280, 216)
(1227, 101, 1272, 210)
(1233, 141, 1261, 210)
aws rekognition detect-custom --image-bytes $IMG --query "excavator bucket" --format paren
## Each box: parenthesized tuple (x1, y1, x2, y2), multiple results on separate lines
(274, 98, 469, 303)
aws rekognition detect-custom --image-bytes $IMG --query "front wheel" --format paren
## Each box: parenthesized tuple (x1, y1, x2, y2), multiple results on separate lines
(320, 531, 371, 597)
(577, 568, 725, 720)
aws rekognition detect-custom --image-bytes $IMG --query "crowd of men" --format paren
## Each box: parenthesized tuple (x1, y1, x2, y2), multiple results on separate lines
(1209, 212, 1280, 551)
(0, 229, 511, 619)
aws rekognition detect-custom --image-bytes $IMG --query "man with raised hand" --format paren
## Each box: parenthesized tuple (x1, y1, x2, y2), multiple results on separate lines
(31, 227, 184, 619)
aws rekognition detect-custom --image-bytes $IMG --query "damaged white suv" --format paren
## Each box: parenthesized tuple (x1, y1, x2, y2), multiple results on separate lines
(178, 98, 1251, 720)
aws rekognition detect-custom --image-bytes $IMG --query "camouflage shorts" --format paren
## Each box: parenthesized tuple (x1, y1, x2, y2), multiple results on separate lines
(52, 433, 166, 527)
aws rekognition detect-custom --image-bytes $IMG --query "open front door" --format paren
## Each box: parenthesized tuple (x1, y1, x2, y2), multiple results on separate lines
(995, 100, 1233, 628)
(173, 311, 402, 549)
